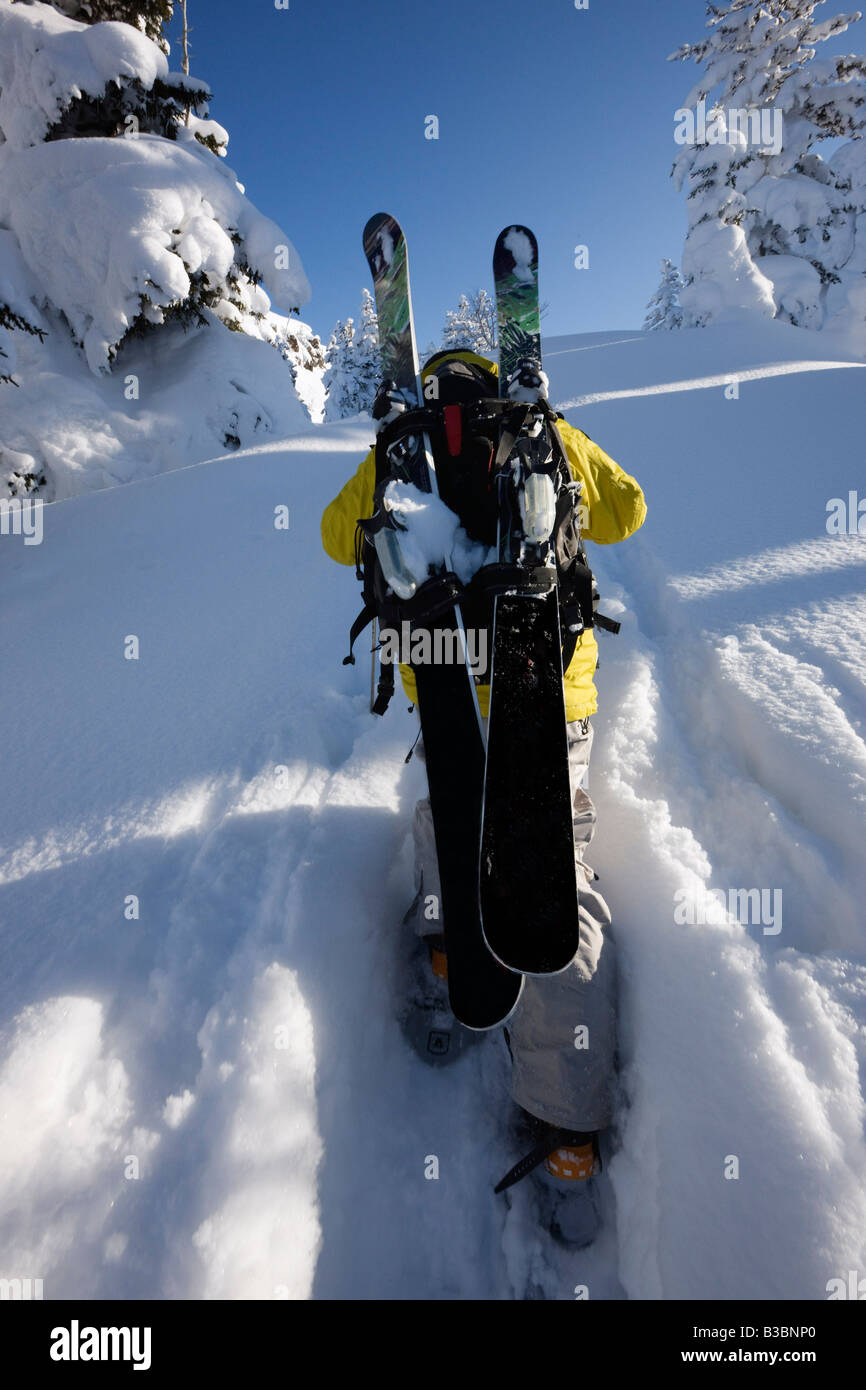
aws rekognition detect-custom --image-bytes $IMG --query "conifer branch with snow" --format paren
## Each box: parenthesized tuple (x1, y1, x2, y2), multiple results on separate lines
(51, 1, 174, 52)
(0, 302, 45, 389)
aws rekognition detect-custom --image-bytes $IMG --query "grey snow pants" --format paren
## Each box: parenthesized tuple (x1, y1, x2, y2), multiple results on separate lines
(412, 720, 617, 1132)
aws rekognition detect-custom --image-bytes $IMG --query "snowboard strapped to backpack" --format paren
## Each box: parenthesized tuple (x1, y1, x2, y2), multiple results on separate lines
(343, 351, 619, 714)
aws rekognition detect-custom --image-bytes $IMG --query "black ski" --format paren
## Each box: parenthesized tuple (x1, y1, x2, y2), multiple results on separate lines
(362, 213, 523, 1029)
(479, 226, 580, 975)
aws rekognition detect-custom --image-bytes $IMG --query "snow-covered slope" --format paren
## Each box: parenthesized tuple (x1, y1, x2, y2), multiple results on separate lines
(0, 309, 318, 500)
(1, 320, 864, 1299)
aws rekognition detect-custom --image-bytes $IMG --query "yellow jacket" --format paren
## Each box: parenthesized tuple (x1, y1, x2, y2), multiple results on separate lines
(321, 357, 646, 720)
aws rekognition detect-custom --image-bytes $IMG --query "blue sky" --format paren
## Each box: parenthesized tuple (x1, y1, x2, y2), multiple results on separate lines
(166, 0, 857, 348)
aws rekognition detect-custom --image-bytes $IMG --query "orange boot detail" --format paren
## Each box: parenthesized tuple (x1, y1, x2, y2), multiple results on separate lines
(545, 1141, 597, 1182)
(430, 944, 448, 981)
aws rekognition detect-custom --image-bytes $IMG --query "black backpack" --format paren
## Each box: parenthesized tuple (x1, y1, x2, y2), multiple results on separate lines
(344, 351, 618, 714)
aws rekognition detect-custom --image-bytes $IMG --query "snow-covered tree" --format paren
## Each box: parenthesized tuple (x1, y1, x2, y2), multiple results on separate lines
(670, 1, 866, 340)
(0, 1, 312, 496)
(323, 290, 380, 420)
(1, 270, 45, 390)
(275, 317, 326, 422)
(0, 2, 309, 368)
(51, 2, 174, 49)
(442, 288, 498, 354)
(322, 320, 358, 421)
(0, 229, 48, 491)
(0, 306, 42, 383)
(41, 5, 222, 152)
(353, 287, 381, 405)
(643, 259, 685, 330)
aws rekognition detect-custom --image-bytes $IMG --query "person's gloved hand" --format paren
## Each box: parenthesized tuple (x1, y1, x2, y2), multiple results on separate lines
(506, 358, 550, 404)
(372, 379, 411, 432)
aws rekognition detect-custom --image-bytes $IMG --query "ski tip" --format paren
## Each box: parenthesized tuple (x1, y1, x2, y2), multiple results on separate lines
(364, 211, 390, 233)
(363, 211, 400, 251)
(493, 224, 538, 273)
(495, 223, 536, 241)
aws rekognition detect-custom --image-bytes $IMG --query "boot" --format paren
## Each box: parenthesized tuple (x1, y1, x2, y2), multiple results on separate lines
(399, 933, 482, 1067)
(495, 1109, 602, 1249)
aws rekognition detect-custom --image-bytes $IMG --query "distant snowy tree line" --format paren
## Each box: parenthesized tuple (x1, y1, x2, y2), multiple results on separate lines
(322, 287, 508, 419)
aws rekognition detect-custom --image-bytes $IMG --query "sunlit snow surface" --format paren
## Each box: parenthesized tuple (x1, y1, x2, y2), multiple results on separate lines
(2, 321, 865, 1299)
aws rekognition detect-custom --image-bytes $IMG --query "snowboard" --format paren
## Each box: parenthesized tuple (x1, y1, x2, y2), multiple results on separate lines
(479, 226, 581, 976)
(362, 213, 523, 1030)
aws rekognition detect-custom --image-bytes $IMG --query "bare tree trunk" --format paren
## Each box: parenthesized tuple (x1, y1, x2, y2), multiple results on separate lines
(180, 0, 191, 125)
(180, 0, 191, 73)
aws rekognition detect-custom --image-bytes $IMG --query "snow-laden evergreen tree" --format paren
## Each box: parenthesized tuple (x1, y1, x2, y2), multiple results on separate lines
(442, 288, 497, 354)
(670, 1, 866, 341)
(1, 230, 49, 490)
(275, 317, 326, 422)
(0, 1, 309, 367)
(1, 233, 46, 392)
(322, 319, 358, 421)
(644, 259, 685, 330)
(353, 287, 381, 407)
(51, 2, 173, 49)
(322, 292, 380, 420)
(39, 3, 222, 154)
(0, 0, 312, 496)
(0, 304, 43, 385)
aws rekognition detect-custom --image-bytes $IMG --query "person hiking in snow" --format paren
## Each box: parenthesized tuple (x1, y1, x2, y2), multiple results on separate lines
(321, 349, 646, 1243)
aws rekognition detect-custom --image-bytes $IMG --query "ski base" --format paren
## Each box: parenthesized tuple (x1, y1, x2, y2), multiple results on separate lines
(480, 595, 580, 975)
(415, 637, 524, 1029)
